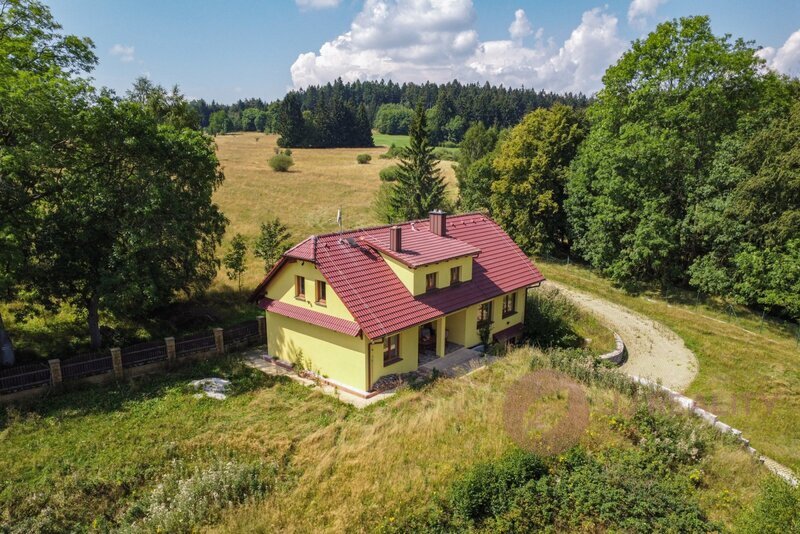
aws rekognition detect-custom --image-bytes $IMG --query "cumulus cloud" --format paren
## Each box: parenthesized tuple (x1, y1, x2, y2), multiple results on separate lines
(290, 1, 625, 94)
(509, 9, 533, 43)
(627, 0, 667, 28)
(757, 29, 800, 77)
(296, 0, 341, 9)
(110, 44, 135, 62)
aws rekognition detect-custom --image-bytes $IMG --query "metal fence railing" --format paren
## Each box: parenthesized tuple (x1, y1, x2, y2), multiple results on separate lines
(61, 352, 114, 380)
(2, 318, 264, 396)
(224, 320, 260, 346)
(121, 340, 167, 368)
(0, 363, 51, 394)
(175, 332, 216, 357)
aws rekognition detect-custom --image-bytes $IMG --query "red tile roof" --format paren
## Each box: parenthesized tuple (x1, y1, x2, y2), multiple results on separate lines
(362, 228, 480, 268)
(260, 298, 361, 337)
(284, 236, 316, 262)
(252, 213, 545, 339)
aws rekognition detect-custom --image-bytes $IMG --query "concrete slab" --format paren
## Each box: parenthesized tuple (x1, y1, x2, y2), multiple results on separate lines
(419, 346, 492, 378)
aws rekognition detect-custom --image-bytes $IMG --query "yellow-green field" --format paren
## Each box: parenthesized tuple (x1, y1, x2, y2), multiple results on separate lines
(212, 132, 457, 291)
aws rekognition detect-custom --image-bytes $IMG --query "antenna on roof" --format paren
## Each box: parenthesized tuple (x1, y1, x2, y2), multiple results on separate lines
(337, 207, 343, 242)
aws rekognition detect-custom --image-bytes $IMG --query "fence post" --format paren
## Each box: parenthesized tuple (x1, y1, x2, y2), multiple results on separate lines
(111, 347, 123, 379)
(257, 315, 266, 344)
(48, 359, 62, 388)
(213, 328, 224, 355)
(165, 337, 176, 366)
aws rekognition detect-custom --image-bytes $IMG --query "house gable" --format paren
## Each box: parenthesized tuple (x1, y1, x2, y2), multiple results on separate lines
(263, 258, 355, 323)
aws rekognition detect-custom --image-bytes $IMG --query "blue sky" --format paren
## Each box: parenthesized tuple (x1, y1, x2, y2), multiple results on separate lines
(49, 0, 800, 103)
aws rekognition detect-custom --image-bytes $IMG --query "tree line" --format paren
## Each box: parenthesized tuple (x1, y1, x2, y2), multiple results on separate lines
(190, 79, 590, 147)
(455, 16, 799, 321)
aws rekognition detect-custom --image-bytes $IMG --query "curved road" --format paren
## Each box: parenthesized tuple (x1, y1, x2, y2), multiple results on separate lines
(544, 281, 699, 392)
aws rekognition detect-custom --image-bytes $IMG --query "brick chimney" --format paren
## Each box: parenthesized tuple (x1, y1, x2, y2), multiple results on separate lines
(430, 210, 446, 237)
(389, 225, 402, 252)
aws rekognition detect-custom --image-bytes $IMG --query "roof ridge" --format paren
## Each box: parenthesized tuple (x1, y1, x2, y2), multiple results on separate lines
(311, 212, 488, 240)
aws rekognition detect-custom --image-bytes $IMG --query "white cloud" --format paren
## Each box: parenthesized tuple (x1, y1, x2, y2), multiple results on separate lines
(295, 0, 341, 9)
(757, 29, 800, 77)
(509, 9, 533, 43)
(110, 44, 135, 63)
(627, 0, 667, 28)
(290, 1, 625, 95)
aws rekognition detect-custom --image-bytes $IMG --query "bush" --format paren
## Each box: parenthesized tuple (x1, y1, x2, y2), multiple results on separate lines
(433, 147, 459, 161)
(283, 148, 292, 156)
(449, 449, 547, 522)
(356, 153, 372, 164)
(379, 165, 401, 182)
(524, 287, 582, 349)
(379, 143, 403, 159)
(268, 154, 294, 172)
(123, 459, 275, 533)
(737, 477, 800, 533)
(373, 182, 399, 223)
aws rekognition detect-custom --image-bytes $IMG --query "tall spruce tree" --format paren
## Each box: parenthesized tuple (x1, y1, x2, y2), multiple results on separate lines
(390, 103, 447, 220)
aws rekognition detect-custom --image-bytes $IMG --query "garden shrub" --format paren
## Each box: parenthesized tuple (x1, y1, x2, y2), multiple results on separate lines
(379, 165, 401, 182)
(268, 153, 294, 172)
(356, 153, 372, 164)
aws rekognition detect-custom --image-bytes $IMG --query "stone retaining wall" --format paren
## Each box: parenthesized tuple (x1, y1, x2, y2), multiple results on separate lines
(632, 375, 799, 488)
(599, 332, 626, 364)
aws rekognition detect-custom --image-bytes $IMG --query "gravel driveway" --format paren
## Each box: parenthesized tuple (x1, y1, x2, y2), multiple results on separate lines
(544, 281, 699, 392)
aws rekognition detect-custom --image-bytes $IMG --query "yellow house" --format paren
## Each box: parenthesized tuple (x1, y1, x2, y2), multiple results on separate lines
(250, 211, 545, 397)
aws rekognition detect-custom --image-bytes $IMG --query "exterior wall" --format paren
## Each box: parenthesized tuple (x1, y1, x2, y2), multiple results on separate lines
(462, 288, 526, 347)
(381, 254, 474, 296)
(446, 308, 468, 346)
(367, 326, 419, 387)
(267, 312, 367, 391)
(266, 260, 353, 321)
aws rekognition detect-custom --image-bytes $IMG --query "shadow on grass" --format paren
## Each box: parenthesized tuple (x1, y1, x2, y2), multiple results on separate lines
(0, 355, 291, 428)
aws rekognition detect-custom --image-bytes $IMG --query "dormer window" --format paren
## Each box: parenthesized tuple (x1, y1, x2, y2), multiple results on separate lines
(426, 272, 437, 292)
(450, 266, 461, 285)
(295, 276, 305, 299)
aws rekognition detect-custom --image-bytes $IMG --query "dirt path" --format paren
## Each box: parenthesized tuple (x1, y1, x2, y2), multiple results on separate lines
(544, 281, 699, 392)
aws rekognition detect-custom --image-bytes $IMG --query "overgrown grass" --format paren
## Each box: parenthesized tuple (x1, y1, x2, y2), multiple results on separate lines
(536, 258, 800, 474)
(0, 347, 777, 531)
(0, 355, 350, 531)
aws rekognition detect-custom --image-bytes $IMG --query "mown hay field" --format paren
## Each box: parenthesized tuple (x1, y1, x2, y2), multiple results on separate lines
(212, 132, 457, 291)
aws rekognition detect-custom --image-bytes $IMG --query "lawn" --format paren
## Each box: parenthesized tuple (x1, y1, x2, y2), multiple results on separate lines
(0, 347, 767, 532)
(536, 258, 800, 474)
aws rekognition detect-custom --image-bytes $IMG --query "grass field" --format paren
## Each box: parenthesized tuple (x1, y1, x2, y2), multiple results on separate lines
(372, 132, 411, 148)
(537, 259, 800, 473)
(213, 132, 458, 292)
(0, 348, 766, 532)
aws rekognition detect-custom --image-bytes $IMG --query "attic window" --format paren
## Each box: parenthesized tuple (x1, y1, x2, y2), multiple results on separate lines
(316, 280, 327, 304)
(450, 266, 461, 284)
(295, 276, 305, 299)
(426, 272, 437, 292)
